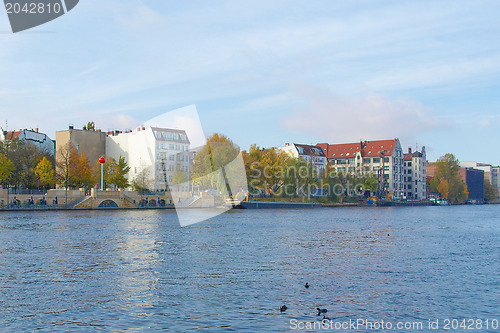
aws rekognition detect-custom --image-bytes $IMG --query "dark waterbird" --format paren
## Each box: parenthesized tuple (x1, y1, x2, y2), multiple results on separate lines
(322, 315, 331, 321)
(317, 308, 327, 315)
(304, 282, 309, 288)
(280, 305, 287, 312)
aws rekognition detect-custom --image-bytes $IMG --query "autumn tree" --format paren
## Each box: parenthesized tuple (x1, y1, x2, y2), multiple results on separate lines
(0, 153, 15, 187)
(191, 133, 240, 196)
(435, 153, 468, 203)
(484, 179, 499, 202)
(35, 157, 55, 189)
(437, 180, 449, 199)
(172, 168, 188, 184)
(0, 139, 52, 189)
(429, 177, 440, 193)
(71, 149, 94, 189)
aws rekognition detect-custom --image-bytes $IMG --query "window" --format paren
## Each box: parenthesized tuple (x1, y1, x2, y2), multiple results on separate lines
(408, 177, 412, 182)
(373, 158, 380, 163)
(384, 157, 390, 163)
(407, 162, 412, 167)
(363, 158, 371, 163)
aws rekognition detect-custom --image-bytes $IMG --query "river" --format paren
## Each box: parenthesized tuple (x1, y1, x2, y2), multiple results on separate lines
(0, 205, 498, 332)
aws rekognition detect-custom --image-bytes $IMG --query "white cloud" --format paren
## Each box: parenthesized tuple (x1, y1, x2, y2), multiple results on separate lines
(282, 87, 443, 144)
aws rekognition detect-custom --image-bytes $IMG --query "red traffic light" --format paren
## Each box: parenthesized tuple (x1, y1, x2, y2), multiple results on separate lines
(98, 156, 106, 164)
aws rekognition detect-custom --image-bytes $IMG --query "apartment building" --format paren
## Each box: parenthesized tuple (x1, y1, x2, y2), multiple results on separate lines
(317, 139, 404, 198)
(1, 128, 55, 155)
(106, 127, 190, 192)
(55, 126, 106, 164)
(278, 143, 327, 174)
(403, 147, 427, 200)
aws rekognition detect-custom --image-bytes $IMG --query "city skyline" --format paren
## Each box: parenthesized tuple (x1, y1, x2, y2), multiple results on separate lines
(1, 1, 500, 164)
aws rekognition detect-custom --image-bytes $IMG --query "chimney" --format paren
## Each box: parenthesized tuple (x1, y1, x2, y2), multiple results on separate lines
(69, 125, 74, 130)
(35, 128, 38, 133)
(408, 147, 412, 154)
(108, 130, 114, 136)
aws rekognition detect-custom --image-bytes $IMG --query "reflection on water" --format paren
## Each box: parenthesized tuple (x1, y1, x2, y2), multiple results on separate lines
(0, 206, 499, 331)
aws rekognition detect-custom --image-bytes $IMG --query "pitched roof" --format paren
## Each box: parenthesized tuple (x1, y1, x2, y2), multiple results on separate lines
(404, 151, 424, 161)
(293, 143, 326, 157)
(3, 130, 22, 140)
(317, 139, 398, 159)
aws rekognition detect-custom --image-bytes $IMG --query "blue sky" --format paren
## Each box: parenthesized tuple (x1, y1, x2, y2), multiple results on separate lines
(1, 0, 499, 164)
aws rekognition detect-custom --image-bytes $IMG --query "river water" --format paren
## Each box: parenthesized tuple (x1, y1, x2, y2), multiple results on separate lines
(0, 205, 498, 332)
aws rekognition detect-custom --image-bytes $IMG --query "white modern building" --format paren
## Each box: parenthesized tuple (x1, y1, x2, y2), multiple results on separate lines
(106, 126, 190, 192)
(317, 139, 405, 198)
(1, 128, 55, 156)
(278, 143, 327, 174)
(403, 147, 427, 200)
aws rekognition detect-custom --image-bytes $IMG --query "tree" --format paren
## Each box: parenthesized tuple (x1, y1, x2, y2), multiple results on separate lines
(133, 165, 153, 191)
(110, 156, 130, 189)
(71, 149, 94, 189)
(429, 177, 440, 193)
(436, 153, 468, 203)
(83, 121, 95, 131)
(437, 180, 449, 199)
(35, 157, 55, 188)
(191, 133, 240, 196)
(0, 139, 51, 189)
(56, 143, 73, 190)
(484, 179, 499, 202)
(0, 153, 15, 187)
(172, 168, 188, 184)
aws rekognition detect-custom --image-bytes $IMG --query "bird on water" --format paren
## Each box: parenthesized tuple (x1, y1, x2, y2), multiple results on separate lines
(305, 282, 309, 288)
(280, 305, 287, 312)
(317, 308, 327, 315)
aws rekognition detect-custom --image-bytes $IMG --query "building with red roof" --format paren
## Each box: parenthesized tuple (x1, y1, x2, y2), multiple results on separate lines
(1, 128, 55, 156)
(317, 139, 404, 198)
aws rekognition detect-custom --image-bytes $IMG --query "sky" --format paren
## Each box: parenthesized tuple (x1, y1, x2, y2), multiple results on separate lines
(1, 0, 499, 164)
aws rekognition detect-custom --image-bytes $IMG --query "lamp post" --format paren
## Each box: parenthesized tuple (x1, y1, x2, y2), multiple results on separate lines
(99, 156, 106, 191)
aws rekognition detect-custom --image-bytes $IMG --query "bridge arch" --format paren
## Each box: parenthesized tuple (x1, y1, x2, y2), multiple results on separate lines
(97, 199, 119, 208)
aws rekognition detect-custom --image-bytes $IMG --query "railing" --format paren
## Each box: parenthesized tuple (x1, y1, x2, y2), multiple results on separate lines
(7, 189, 47, 195)
(1, 203, 71, 210)
(67, 196, 90, 208)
